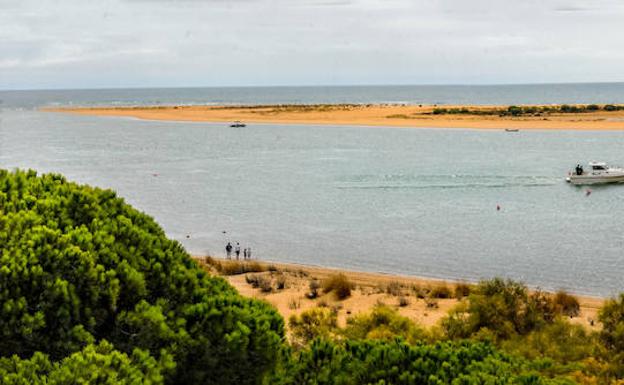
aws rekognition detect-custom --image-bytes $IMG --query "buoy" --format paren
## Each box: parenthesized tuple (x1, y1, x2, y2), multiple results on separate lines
(586, 189, 591, 196)
(496, 204, 501, 211)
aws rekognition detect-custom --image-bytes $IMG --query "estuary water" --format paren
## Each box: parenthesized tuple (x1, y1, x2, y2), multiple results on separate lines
(2, 85, 624, 296)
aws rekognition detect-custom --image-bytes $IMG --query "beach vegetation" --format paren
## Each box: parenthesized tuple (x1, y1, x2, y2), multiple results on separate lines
(385, 281, 403, 296)
(430, 284, 452, 299)
(288, 308, 338, 348)
(430, 104, 624, 117)
(342, 305, 427, 344)
(454, 282, 472, 299)
(322, 273, 354, 300)
(554, 290, 581, 318)
(307, 279, 321, 299)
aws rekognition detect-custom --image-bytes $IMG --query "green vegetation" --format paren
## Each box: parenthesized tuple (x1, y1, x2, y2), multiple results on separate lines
(431, 104, 624, 117)
(7, 169, 624, 384)
(0, 169, 283, 385)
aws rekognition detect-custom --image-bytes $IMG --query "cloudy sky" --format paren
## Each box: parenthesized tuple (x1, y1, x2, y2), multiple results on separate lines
(1, 0, 623, 90)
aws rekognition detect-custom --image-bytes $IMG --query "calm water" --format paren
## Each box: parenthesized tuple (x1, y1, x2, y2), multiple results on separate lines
(1, 85, 624, 296)
(2, 83, 624, 109)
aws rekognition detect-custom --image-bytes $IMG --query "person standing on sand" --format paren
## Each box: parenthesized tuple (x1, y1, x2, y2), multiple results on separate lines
(243, 248, 248, 259)
(225, 242, 232, 259)
(235, 243, 241, 260)
(247, 247, 252, 260)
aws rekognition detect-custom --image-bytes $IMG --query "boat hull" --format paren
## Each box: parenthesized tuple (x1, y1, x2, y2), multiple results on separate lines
(566, 173, 624, 185)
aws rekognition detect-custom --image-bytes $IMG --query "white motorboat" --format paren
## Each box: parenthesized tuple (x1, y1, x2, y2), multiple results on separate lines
(566, 162, 624, 185)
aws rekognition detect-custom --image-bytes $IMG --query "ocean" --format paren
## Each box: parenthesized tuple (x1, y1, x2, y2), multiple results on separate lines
(1, 83, 624, 296)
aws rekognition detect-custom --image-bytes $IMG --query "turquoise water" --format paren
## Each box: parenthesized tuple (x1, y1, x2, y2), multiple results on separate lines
(2, 104, 624, 296)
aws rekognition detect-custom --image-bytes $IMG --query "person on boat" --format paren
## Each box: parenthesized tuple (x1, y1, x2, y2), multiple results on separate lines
(575, 164, 583, 175)
(225, 242, 232, 259)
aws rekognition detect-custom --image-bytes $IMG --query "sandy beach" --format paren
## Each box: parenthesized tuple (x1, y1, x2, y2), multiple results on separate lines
(49, 104, 624, 130)
(195, 257, 604, 331)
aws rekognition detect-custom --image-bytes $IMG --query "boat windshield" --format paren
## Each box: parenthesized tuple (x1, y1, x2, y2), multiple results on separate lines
(592, 165, 606, 170)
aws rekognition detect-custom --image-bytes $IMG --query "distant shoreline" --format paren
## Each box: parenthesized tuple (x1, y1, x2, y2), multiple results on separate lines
(46, 103, 624, 130)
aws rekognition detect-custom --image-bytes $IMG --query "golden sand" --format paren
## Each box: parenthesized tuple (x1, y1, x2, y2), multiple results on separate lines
(48, 104, 624, 130)
(196, 257, 604, 330)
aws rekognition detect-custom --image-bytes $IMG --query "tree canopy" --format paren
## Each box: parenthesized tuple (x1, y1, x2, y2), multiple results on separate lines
(0, 169, 284, 384)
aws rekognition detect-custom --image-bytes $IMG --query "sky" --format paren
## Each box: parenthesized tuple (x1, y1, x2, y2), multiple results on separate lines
(1, 0, 623, 90)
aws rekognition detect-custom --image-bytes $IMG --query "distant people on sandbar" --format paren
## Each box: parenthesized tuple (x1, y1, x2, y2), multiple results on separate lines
(235, 243, 241, 260)
(247, 247, 252, 260)
(243, 248, 248, 259)
(225, 242, 232, 259)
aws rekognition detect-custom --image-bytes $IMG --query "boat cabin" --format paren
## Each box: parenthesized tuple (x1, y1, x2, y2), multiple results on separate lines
(589, 162, 608, 171)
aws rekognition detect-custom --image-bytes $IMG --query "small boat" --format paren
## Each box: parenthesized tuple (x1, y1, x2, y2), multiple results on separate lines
(566, 162, 624, 185)
(230, 121, 246, 128)
(505, 128, 519, 132)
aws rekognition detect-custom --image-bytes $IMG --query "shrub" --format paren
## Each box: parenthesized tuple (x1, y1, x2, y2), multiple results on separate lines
(218, 260, 266, 275)
(266, 339, 568, 385)
(307, 279, 321, 299)
(276, 274, 287, 290)
(343, 305, 426, 344)
(441, 278, 559, 341)
(0, 169, 284, 385)
(553, 290, 580, 318)
(599, 293, 624, 351)
(386, 281, 403, 296)
(430, 285, 452, 299)
(258, 275, 273, 293)
(322, 274, 354, 300)
(288, 308, 337, 348)
(454, 282, 472, 299)
(398, 296, 410, 307)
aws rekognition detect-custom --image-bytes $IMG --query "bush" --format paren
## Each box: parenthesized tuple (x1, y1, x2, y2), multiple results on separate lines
(266, 339, 569, 385)
(288, 308, 337, 348)
(430, 285, 452, 299)
(218, 260, 266, 275)
(343, 305, 426, 344)
(0, 169, 284, 385)
(276, 274, 287, 290)
(322, 274, 354, 300)
(441, 278, 559, 340)
(385, 281, 403, 296)
(307, 279, 321, 299)
(553, 290, 580, 318)
(258, 275, 273, 293)
(454, 282, 472, 299)
(398, 296, 410, 307)
(599, 293, 624, 352)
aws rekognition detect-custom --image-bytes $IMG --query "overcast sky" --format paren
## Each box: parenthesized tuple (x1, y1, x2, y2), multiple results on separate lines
(1, 0, 623, 90)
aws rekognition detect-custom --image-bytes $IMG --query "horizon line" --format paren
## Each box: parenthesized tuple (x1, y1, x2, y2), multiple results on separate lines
(2, 80, 624, 93)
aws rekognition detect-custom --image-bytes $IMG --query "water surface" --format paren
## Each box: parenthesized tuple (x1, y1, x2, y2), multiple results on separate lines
(2, 108, 623, 296)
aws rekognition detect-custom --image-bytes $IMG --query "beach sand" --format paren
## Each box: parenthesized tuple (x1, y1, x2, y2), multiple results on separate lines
(50, 104, 624, 130)
(196, 257, 604, 331)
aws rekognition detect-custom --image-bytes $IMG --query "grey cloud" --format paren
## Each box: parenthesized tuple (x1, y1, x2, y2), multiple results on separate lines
(1, 0, 623, 90)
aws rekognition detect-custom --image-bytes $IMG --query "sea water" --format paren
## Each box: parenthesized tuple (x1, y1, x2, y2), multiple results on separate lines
(1, 84, 624, 296)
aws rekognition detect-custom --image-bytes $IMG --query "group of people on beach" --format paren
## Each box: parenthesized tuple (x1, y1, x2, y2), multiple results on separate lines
(225, 242, 252, 260)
